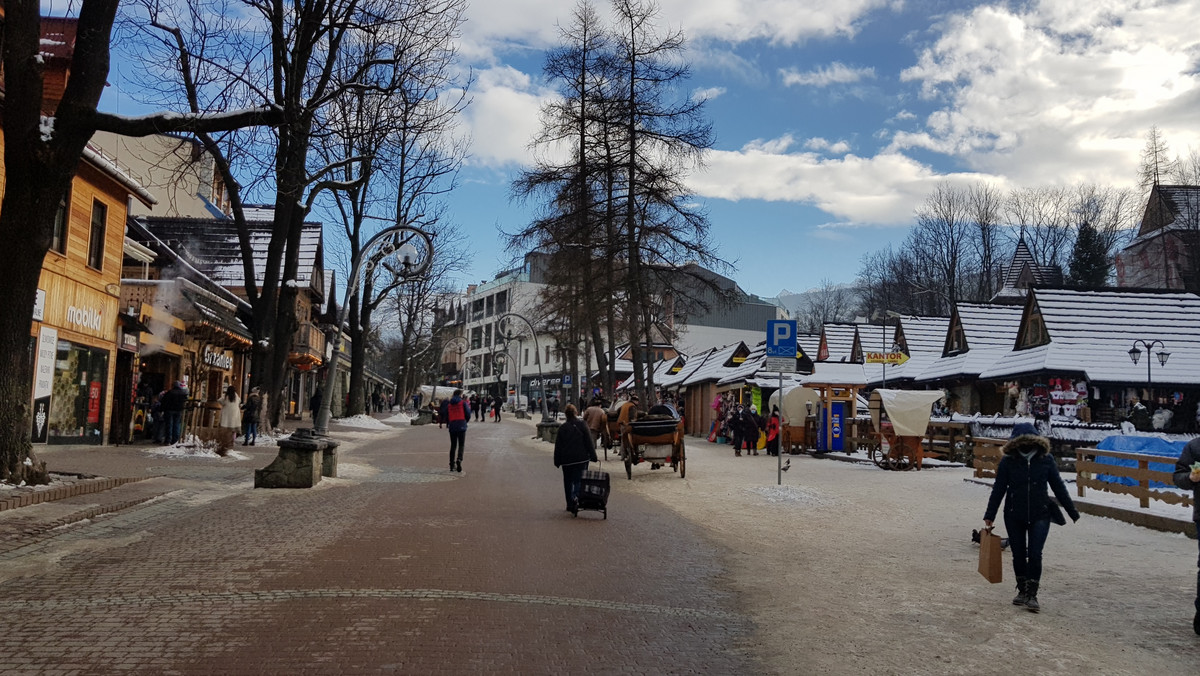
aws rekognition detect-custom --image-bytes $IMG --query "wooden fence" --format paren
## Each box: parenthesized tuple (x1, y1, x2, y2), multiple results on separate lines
(971, 437, 1007, 478)
(1075, 448, 1194, 511)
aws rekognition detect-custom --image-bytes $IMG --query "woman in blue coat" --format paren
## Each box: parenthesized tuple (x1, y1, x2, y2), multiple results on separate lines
(984, 422, 1080, 613)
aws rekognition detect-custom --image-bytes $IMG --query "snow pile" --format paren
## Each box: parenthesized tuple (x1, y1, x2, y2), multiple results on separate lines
(746, 484, 832, 507)
(332, 414, 390, 430)
(144, 438, 251, 461)
(383, 411, 413, 425)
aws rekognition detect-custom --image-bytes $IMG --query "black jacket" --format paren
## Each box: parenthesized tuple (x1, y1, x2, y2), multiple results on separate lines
(553, 419, 597, 468)
(160, 386, 188, 413)
(1174, 438, 1200, 522)
(984, 433, 1080, 524)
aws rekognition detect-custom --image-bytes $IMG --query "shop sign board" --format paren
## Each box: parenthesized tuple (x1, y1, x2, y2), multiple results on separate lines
(31, 326, 57, 443)
(203, 346, 233, 370)
(33, 289, 46, 322)
(864, 351, 909, 365)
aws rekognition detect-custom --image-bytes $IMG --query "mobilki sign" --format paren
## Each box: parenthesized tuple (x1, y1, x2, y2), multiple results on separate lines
(66, 305, 103, 331)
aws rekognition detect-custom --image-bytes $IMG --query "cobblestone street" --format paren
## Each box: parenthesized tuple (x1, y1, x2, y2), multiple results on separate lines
(0, 417, 753, 674)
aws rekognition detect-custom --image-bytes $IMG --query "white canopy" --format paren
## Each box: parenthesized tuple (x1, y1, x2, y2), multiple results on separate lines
(871, 389, 945, 437)
(768, 386, 822, 426)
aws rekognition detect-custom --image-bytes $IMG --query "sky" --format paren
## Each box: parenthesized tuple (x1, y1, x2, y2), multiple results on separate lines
(97, 0, 1200, 300)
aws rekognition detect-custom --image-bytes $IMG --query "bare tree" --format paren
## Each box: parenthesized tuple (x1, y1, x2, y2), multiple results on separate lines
(967, 183, 1004, 300)
(1139, 125, 1179, 194)
(0, 4, 280, 484)
(316, 0, 469, 416)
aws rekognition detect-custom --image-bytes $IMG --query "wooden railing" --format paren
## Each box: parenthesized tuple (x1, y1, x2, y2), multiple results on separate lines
(971, 437, 1007, 478)
(1075, 448, 1193, 511)
(923, 421, 972, 462)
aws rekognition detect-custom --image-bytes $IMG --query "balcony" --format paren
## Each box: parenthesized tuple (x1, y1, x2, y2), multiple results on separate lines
(290, 321, 326, 367)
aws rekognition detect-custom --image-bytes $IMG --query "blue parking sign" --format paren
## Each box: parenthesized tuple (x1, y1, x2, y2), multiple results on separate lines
(765, 320, 798, 358)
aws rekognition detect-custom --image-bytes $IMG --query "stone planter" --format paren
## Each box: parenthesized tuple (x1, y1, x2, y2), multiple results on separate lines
(254, 428, 340, 488)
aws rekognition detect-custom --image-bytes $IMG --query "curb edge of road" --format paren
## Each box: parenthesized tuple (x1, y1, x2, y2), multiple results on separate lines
(0, 477, 146, 514)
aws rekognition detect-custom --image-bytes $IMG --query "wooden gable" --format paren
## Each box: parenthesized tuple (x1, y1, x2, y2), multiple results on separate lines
(817, 331, 829, 362)
(849, 330, 863, 363)
(944, 306, 969, 356)
(1015, 293, 1051, 350)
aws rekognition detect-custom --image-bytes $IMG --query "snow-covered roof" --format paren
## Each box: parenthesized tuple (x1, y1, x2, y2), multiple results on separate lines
(681, 341, 748, 386)
(615, 355, 686, 391)
(797, 333, 820, 361)
(918, 303, 1024, 382)
(83, 143, 157, 207)
(867, 315, 950, 385)
(139, 216, 324, 292)
(819, 323, 857, 362)
(980, 288, 1200, 385)
(659, 347, 718, 389)
(1133, 185, 1200, 239)
(794, 361, 867, 386)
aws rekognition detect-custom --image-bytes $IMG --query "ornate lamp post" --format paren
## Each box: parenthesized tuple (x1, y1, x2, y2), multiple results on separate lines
(314, 223, 433, 434)
(441, 335, 469, 390)
(1128, 339, 1170, 402)
(498, 312, 550, 422)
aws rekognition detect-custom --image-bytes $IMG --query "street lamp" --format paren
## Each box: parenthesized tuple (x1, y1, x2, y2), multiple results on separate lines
(441, 335, 469, 390)
(1128, 339, 1170, 401)
(498, 312, 550, 422)
(314, 223, 433, 434)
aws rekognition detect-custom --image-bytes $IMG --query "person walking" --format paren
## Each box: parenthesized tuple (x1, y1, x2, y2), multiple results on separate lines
(582, 398, 607, 448)
(492, 395, 502, 422)
(241, 387, 262, 446)
(219, 386, 242, 450)
(553, 404, 597, 515)
(746, 405, 764, 455)
(730, 405, 745, 456)
(983, 422, 1080, 613)
(439, 389, 471, 472)
(766, 406, 781, 456)
(1173, 438, 1200, 634)
(160, 381, 188, 445)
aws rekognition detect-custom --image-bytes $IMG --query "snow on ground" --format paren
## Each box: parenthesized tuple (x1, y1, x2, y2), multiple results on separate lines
(383, 412, 413, 425)
(143, 438, 252, 461)
(594, 435, 1200, 674)
(331, 414, 391, 430)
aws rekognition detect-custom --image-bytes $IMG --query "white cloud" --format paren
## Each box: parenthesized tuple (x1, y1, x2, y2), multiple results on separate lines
(742, 134, 797, 154)
(896, 0, 1200, 187)
(461, 67, 555, 168)
(692, 86, 727, 102)
(803, 137, 852, 154)
(690, 147, 1007, 224)
(781, 62, 876, 87)
(459, 0, 901, 62)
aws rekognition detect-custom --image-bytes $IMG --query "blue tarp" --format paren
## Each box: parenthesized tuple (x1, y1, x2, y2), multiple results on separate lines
(1093, 436, 1183, 488)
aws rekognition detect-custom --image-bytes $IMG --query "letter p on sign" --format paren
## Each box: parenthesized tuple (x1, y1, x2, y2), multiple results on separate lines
(766, 320, 798, 358)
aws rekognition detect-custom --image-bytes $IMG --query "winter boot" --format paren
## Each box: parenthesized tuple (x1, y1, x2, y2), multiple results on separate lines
(1024, 580, 1040, 613)
(1012, 577, 1029, 606)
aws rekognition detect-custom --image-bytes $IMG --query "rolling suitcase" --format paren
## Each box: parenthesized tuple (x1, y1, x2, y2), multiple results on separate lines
(576, 467, 610, 519)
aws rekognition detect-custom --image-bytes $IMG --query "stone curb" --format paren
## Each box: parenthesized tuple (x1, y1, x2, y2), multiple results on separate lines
(0, 477, 145, 513)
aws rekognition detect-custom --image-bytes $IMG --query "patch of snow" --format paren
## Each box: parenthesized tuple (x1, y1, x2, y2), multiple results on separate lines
(332, 414, 390, 430)
(383, 412, 413, 425)
(746, 484, 832, 507)
(39, 116, 54, 142)
(23, 457, 33, 466)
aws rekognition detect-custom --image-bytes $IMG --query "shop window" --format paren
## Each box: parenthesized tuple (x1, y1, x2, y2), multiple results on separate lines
(486, 295, 494, 317)
(484, 324, 492, 347)
(51, 193, 69, 255)
(48, 340, 109, 444)
(495, 290, 508, 314)
(87, 200, 107, 270)
(470, 326, 482, 350)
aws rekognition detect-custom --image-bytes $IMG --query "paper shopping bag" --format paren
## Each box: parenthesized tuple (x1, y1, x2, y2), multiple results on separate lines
(978, 527, 1003, 584)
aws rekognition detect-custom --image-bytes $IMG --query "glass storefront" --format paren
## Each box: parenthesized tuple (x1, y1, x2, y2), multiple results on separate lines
(49, 340, 109, 444)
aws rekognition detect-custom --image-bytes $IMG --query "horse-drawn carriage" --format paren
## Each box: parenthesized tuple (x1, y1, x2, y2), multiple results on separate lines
(867, 389, 945, 471)
(600, 400, 638, 459)
(619, 413, 686, 480)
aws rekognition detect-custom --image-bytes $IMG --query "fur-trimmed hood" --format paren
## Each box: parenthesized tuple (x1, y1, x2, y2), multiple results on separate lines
(1002, 433, 1051, 456)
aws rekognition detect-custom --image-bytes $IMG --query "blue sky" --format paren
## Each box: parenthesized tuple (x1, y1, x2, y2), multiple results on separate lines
(98, 0, 1200, 300)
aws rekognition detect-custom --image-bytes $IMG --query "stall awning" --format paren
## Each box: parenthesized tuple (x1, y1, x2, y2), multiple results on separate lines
(179, 288, 252, 349)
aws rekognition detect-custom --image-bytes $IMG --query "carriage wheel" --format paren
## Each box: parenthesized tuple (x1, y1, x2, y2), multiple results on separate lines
(870, 444, 892, 471)
(678, 446, 686, 479)
(624, 454, 633, 480)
